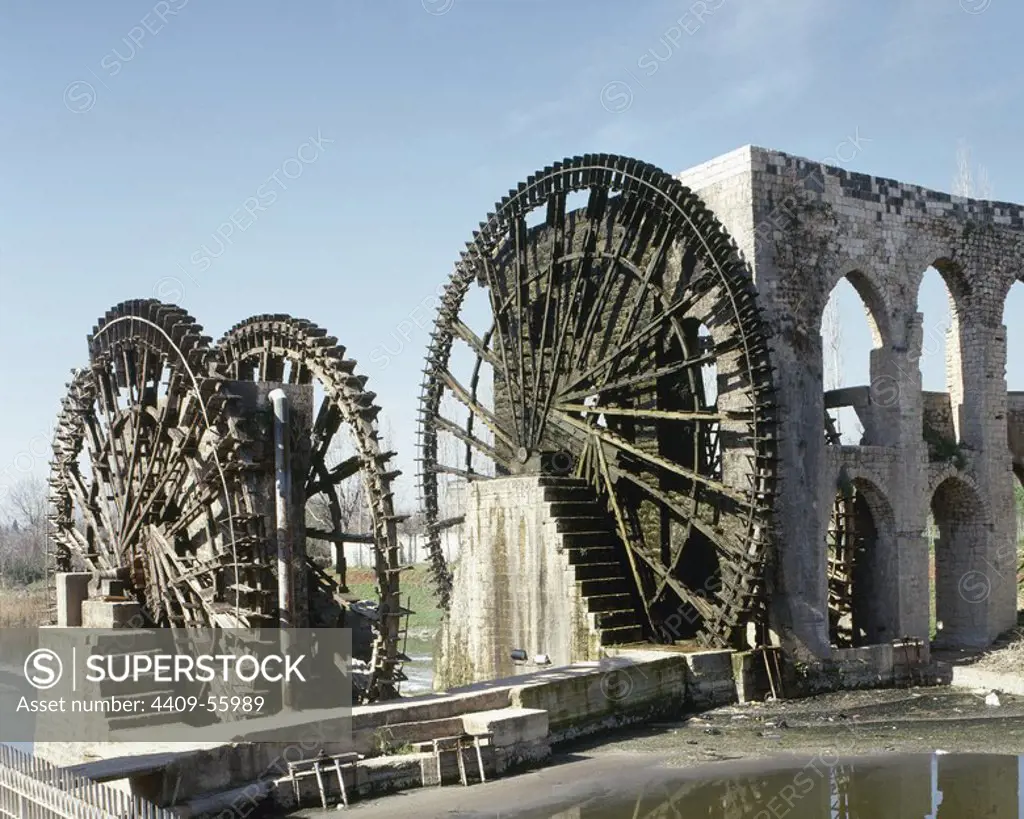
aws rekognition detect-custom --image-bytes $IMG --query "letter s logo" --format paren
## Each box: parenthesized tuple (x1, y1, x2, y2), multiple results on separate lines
(24, 649, 63, 690)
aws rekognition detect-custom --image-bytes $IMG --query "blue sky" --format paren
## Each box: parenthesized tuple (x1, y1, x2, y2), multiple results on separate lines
(0, 0, 1021, 509)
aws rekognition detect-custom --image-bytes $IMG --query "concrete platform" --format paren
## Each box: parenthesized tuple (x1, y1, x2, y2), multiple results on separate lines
(32, 640, 931, 814)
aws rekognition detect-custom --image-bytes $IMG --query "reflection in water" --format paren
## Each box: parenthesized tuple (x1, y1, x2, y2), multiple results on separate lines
(554, 755, 1020, 818)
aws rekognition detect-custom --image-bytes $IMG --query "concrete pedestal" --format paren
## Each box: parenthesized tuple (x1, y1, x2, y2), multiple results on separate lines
(81, 600, 144, 629)
(435, 477, 603, 689)
(55, 572, 91, 626)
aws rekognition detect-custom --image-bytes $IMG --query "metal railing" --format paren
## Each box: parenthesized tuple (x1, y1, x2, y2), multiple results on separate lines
(0, 744, 174, 819)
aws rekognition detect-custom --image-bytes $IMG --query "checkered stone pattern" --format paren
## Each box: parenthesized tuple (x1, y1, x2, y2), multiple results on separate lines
(677, 145, 1023, 655)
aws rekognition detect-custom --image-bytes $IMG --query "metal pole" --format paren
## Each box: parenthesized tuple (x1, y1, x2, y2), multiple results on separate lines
(269, 389, 293, 627)
(269, 389, 294, 711)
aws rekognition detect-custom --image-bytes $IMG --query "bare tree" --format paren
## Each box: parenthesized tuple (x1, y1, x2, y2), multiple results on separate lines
(822, 293, 863, 444)
(7, 476, 47, 531)
(954, 139, 993, 199)
(0, 476, 48, 586)
(304, 416, 408, 568)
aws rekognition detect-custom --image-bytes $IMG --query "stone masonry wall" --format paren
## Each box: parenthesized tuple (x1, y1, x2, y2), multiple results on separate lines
(678, 145, 1023, 654)
(435, 477, 602, 689)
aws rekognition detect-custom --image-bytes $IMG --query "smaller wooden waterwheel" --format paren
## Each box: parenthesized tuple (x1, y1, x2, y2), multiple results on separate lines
(216, 315, 405, 700)
(47, 300, 405, 702)
(824, 416, 865, 647)
(48, 300, 269, 629)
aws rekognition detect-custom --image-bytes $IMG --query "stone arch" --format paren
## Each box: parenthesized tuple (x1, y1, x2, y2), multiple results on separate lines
(1002, 278, 1024, 391)
(826, 470, 898, 646)
(928, 257, 971, 319)
(819, 265, 893, 446)
(929, 474, 990, 648)
(927, 464, 988, 512)
(820, 260, 892, 348)
(914, 257, 969, 443)
(992, 264, 1024, 311)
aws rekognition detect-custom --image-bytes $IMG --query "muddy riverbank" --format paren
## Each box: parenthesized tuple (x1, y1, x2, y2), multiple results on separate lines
(311, 686, 1024, 817)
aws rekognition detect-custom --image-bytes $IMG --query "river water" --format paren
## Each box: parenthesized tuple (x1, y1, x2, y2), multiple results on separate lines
(398, 635, 434, 696)
(335, 753, 1024, 818)
(526, 753, 1024, 818)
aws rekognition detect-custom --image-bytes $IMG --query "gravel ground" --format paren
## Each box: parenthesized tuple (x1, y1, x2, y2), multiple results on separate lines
(572, 686, 1024, 762)
(960, 629, 1024, 674)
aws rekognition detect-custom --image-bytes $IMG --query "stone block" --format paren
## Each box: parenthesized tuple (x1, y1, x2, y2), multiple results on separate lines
(81, 600, 143, 629)
(509, 656, 689, 742)
(461, 707, 548, 747)
(435, 476, 605, 689)
(55, 572, 91, 627)
(685, 649, 734, 676)
(493, 738, 551, 775)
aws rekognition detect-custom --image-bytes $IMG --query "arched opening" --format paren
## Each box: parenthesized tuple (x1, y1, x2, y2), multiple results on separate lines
(1004, 279, 1024, 612)
(930, 476, 987, 647)
(917, 263, 964, 447)
(1005, 280, 1024, 392)
(1016, 470, 1024, 614)
(821, 273, 886, 445)
(827, 474, 896, 646)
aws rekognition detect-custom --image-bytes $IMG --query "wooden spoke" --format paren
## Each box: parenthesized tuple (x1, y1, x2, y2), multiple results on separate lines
(431, 414, 502, 463)
(306, 454, 362, 497)
(427, 515, 465, 532)
(558, 288, 702, 399)
(436, 368, 515, 450)
(451, 319, 503, 371)
(553, 403, 723, 423)
(306, 529, 375, 544)
(554, 411, 753, 506)
(555, 354, 717, 404)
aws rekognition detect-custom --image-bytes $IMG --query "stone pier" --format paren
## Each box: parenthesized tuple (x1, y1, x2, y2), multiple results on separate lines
(435, 476, 609, 689)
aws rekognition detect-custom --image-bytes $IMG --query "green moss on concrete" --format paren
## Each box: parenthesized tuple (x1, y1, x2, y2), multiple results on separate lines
(491, 505, 511, 679)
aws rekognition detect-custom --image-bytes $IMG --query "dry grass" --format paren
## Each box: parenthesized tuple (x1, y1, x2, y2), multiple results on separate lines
(970, 627, 1024, 674)
(0, 585, 48, 627)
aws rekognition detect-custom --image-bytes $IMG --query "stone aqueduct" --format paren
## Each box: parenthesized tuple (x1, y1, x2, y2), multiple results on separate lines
(680, 145, 1024, 658)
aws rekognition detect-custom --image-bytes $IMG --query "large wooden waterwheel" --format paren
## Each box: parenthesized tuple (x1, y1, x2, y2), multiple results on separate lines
(418, 154, 778, 648)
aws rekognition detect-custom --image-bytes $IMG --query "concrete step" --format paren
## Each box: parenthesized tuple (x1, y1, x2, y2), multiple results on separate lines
(592, 609, 641, 630)
(560, 531, 616, 549)
(565, 545, 619, 565)
(97, 674, 273, 700)
(600, 624, 645, 645)
(585, 593, 635, 613)
(542, 485, 597, 503)
(536, 476, 588, 487)
(352, 715, 468, 755)
(578, 577, 632, 597)
(556, 517, 611, 534)
(547, 501, 605, 518)
(106, 704, 190, 733)
(572, 562, 625, 581)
